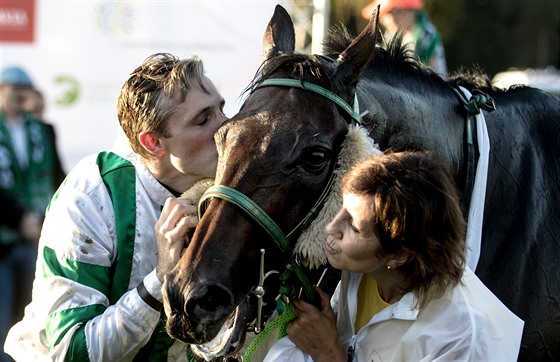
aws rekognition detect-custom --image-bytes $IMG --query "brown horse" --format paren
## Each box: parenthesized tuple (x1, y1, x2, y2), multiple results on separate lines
(163, 5, 560, 361)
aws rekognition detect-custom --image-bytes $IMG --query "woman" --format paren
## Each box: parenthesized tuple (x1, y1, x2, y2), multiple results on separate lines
(265, 151, 523, 361)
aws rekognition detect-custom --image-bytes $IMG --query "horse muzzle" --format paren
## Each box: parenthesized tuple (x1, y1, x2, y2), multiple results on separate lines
(163, 278, 255, 359)
(190, 296, 255, 360)
(163, 280, 236, 344)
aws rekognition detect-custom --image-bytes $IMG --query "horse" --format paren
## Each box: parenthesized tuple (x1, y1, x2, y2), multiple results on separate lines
(162, 5, 560, 361)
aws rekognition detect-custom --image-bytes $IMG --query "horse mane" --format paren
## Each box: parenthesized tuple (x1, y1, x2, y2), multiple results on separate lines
(447, 66, 495, 91)
(242, 23, 521, 102)
(324, 23, 503, 94)
(243, 52, 337, 99)
(242, 26, 440, 99)
(324, 24, 446, 84)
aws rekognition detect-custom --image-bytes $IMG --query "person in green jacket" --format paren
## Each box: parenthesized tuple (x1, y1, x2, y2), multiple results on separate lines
(0, 66, 66, 362)
(362, 0, 448, 77)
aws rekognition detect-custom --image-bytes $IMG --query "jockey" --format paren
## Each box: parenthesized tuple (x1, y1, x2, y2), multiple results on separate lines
(4, 54, 227, 361)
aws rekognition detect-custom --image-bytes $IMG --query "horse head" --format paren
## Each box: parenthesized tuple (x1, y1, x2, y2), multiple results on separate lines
(162, 4, 380, 359)
(161, 4, 560, 360)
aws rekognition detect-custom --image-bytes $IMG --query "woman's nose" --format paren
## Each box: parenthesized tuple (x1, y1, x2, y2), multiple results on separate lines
(326, 207, 343, 235)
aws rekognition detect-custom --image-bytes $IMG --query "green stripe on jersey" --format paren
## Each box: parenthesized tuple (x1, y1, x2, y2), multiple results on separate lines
(96, 151, 137, 304)
(46, 304, 106, 350)
(64, 326, 90, 362)
(42, 246, 111, 297)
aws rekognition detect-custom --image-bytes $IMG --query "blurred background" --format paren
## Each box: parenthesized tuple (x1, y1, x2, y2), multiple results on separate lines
(335, 0, 559, 77)
(1, 0, 559, 173)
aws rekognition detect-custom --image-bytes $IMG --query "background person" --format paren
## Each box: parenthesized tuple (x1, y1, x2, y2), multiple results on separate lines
(4, 53, 228, 361)
(362, 0, 448, 77)
(0, 66, 66, 362)
(23, 88, 45, 120)
(265, 151, 523, 361)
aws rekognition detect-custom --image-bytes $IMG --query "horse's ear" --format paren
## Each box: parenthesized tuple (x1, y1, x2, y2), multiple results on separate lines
(263, 5, 296, 59)
(334, 5, 379, 88)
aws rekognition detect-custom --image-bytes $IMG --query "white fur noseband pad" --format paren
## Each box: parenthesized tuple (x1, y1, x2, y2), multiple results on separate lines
(294, 125, 383, 269)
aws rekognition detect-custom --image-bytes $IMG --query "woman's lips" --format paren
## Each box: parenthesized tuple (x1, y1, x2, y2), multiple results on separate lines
(324, 240, 337, 254)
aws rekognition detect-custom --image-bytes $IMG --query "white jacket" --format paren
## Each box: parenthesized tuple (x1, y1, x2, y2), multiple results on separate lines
(265, 267, 524, 361)
(4, 149, 190, 361)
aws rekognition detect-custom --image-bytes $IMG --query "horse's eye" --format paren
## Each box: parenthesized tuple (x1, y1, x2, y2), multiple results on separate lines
(301, 149, 329, 172)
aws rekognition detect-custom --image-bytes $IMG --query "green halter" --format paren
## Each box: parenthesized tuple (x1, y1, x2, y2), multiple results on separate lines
(198, 185, 290, 253)
(258, 78, 363, 125)
(197, 77, 361, 361)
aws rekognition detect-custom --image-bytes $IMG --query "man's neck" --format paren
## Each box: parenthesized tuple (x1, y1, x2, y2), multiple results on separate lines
(143, 156, 195, 196)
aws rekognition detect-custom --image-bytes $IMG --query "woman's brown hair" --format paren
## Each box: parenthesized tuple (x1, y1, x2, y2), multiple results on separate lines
(342, 151, 466, 308)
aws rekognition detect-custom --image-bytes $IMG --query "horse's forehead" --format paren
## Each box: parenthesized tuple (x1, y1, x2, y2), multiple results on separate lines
(218, 111, 280, 153)
(215, 98, 345, 183)
(215, 113, 291, 184)
(221, 86, 339, 146)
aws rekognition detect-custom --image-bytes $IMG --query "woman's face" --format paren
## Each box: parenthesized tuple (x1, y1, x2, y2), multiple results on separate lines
(325, 193, 389, 274)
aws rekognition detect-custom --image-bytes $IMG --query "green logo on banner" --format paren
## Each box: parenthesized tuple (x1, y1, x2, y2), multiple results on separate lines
(54, 75, 80, 106)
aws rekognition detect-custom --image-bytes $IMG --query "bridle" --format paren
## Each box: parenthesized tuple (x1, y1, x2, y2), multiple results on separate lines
(198, 77, 362, 255)
(194, 77, 497, 362)
(198, 78, 362, 247)
(197, 77, 362, 330)
(451, 87, 496, 214)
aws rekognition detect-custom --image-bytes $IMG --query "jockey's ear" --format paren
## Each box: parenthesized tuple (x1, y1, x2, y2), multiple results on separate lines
(139, 131, 166, 157)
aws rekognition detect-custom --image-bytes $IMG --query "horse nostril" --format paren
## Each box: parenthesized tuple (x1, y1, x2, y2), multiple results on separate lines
(186, 284, 234, 321)
(202, 286, 229, 309)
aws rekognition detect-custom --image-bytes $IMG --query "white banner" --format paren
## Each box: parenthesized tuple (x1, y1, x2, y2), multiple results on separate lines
(1, 0, 281, 171)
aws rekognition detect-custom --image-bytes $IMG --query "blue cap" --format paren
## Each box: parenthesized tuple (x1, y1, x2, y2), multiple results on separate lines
(0, 66, 33, 86)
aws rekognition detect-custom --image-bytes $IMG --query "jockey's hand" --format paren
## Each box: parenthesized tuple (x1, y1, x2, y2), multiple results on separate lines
(287, 286, 346, 362)
(154, 197, 198, 283)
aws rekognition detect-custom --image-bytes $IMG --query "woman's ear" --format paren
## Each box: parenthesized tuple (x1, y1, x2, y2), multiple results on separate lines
(390, 249, 414, 269)
(139, 131, 166, 157)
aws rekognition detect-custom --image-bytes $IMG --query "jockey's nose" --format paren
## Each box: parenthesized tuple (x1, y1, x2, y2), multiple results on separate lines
(220, 112, 229, 125)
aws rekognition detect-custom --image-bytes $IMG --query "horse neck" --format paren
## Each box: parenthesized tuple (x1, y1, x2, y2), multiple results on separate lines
(358, 77, 465, 175)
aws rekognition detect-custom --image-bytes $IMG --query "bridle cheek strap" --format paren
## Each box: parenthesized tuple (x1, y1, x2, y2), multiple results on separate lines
(199, 185, 290, 254)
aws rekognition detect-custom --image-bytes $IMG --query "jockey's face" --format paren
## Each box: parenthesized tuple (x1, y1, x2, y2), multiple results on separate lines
(158, 75, 228, 191)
